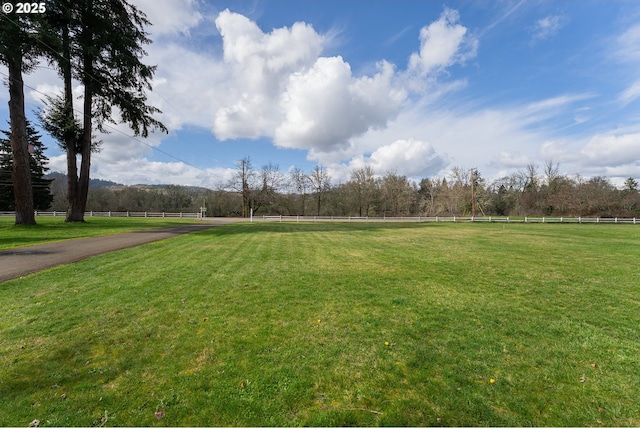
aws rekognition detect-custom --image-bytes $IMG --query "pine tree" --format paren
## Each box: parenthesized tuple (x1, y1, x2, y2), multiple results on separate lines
(0, 121, 54, 211)
(0, 8, 41, 224)
(40, 0, 167, 222)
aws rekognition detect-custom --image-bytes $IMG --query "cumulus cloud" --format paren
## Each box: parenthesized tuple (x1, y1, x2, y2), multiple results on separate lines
(367, 139, 446, 176)
(275, 58, 406, 153)
(408, 7, 477, 76)
(212, 9, 324, 139)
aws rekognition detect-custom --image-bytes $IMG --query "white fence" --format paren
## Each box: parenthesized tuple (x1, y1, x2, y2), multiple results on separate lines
(1, 212, 638, 224)
(250, 215, 639, 224)
(0, 211, 201, 219)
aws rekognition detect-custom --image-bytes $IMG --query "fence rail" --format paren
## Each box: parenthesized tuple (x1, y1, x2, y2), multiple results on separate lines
(1, 212, 638, 224)
(0, 211, 201, 219)
(250, 215, 639, 224)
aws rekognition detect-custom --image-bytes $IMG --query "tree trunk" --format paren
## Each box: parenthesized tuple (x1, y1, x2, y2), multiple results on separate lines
(75, 81, 93, 220)
(7, 56, 35, 225)
(61, 28, 84, 222)
(70, 41, 94, 222)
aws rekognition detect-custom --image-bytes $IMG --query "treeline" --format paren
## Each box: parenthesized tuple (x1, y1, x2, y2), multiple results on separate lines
(47, 159, 640, 218)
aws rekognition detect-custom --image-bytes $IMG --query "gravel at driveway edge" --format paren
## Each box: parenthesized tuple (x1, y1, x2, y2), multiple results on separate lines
(0, 220, 242, 283)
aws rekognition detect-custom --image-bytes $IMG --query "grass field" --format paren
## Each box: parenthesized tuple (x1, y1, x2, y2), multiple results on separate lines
(0, 217, 197, 250)
(1, 222, 639, 426)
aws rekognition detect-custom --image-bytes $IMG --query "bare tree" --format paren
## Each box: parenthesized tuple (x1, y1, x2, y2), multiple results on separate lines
(308, 165, 331, 216)
(418, 177, 441, 215)
(351, 165, 377, 216)
(257, 162, 285, 214)
(229, 157, 256, 217)
(289, 167, 310, 215)
(380, 170, 416, 216)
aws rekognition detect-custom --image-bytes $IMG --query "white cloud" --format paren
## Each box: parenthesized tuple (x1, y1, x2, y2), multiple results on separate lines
(581, 133, 640, 167)
(368, 139, 447, 176)
(147, 43, 228, 131)
(275, 58, 406, 153)
(408, 7, 477, 76)
(131, 0, 203, 37)
(211, 9, 324, 140)
(490, 151, 532, 168)
(619, 80, 640, 106)
(92, 157, 236, 188)
(531, 15, 564, 40)
(616, 23, 640, 62)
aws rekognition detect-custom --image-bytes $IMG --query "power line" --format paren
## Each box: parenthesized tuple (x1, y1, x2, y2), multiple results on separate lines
(0, 7, 210, 174)
(0, 69, 208, 173)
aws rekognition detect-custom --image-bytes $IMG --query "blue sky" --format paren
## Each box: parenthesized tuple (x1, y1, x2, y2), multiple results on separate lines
(1, 0, 640, 188)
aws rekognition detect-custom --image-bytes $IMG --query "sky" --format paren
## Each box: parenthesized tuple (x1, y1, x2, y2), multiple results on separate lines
(1, 0, 640, 189)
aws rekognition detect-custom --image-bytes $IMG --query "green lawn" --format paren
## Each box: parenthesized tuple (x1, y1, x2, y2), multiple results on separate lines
(0, 216, 197, 250)
(1, 222, 639, 426)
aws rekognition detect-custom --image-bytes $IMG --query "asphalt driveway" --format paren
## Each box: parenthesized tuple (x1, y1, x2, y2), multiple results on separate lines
(0, 220, 242, 283)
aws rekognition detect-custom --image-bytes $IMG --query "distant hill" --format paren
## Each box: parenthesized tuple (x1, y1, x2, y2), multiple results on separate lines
(45, 173, 213, 193)
(46, 172, 122, 189)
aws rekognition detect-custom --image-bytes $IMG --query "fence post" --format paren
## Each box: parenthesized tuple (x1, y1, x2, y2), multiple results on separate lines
(525, 216, 527, 223)
(542, 217, 545, 223)
(634, 218, 637, 224)
(615, 217, 618, 223)
(453, 216, 456, 222)
(297, 215, 299, 223)
(597, 217, 599, 223)
(109, 211, 111, 218)
(436, 216, 438, 223)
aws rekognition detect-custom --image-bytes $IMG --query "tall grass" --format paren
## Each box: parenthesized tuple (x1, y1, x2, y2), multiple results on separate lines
(1, 222, 638, 426)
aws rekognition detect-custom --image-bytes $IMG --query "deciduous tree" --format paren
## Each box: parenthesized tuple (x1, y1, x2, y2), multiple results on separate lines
(308, 165, 331, 216)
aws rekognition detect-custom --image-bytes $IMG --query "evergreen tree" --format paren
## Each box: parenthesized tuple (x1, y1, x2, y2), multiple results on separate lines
(0, 122, 54, 211)
(0, 8, 41, 224)
(41, 0, 167, 222)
